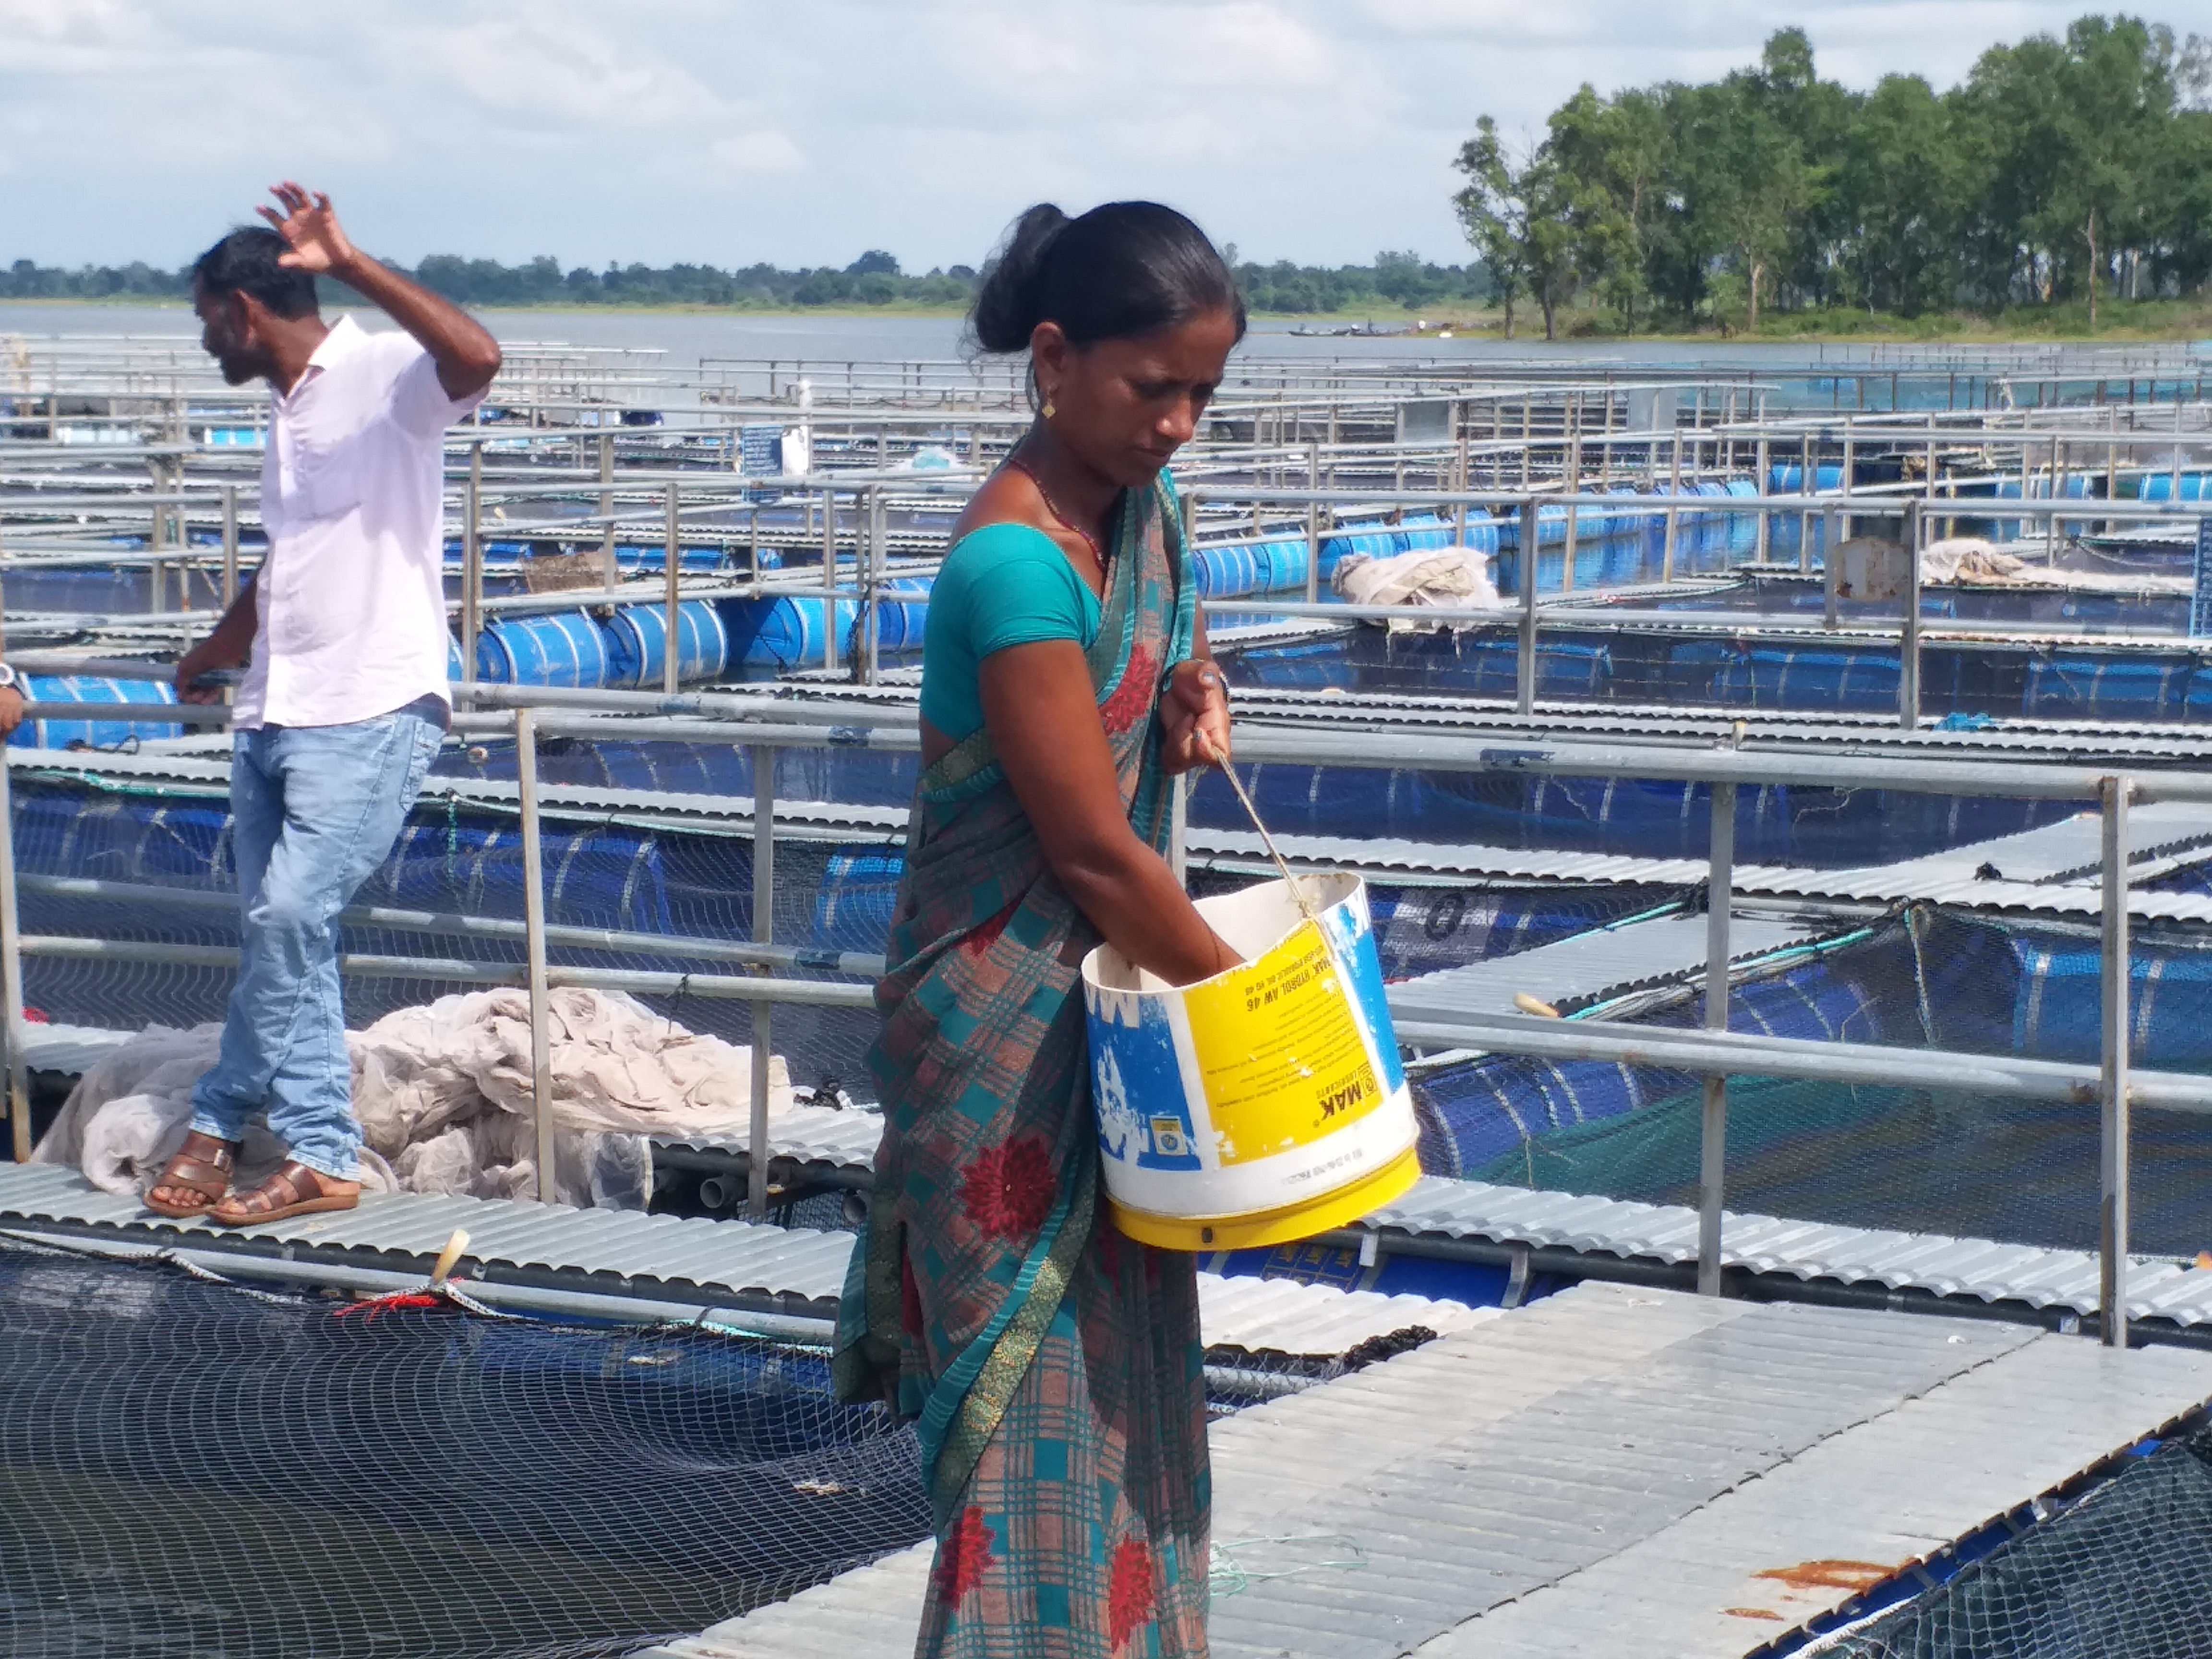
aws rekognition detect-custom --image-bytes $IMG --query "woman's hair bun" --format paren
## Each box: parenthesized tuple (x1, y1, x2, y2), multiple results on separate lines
(966, 201, 1244, 360)
(970, 204, 1070, 354)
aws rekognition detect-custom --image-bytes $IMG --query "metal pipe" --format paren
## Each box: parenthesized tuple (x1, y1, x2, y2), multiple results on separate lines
(461, 445, 482, 688)
(1517, 497, 1539, 715)
(0, 757, 28, 1163)
(750, 743, 775, 1220)
(1697, 779, 1734, 1297)
(15, 873, 889, 980)
(598, 430, 617, 589)
(219, 484, 238, 609)
(1822, 508, 1840, 631)
(1387, 1008, 2212, 1111)
(2102, 774, 2133, 1349)
(10, 935, 877, 1007)
(1900, 500, 1922, 730)
(1304, 497, 1320, 604)
(663, 482, 682, 695)
(820, 487, 838, 672)
(1169, 772, 1189, 885)
(514, 709, 558, 1201)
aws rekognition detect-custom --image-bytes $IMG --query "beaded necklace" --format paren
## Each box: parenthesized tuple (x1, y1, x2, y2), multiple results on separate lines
(1005, 450, 1110, 577)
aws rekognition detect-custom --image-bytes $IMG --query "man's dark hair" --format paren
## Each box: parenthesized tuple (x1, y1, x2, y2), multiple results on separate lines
(192, 227, 319, 319)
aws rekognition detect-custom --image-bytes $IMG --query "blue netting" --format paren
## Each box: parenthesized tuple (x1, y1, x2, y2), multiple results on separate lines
(1414, 912, 2212, 1256)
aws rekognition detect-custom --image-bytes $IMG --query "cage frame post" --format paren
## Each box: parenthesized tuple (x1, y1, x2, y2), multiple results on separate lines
(820, 488, 839, 673)
(1517, 496, 1540, 716)
(1697, 779, 1737, 1297)
(750, 744, 776, 1219)
(220, 483, 239, 610)
(1900, 500, 1923, 730)
(514, 709, 557, 1200)
(2100, 773, 2133, 1349)
(461, 444, 482, 688)
(1822, 508, 1841, 631)
(1304, 496, 1321, 605)
(598, 429, 617, 590)
(662, 482, 683, 695)
(1169, 773, 1189, 886)
(0, 757, 30, 1164)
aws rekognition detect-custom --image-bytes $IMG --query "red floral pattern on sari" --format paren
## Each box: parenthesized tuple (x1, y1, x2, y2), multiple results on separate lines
(962, 898, 1019, 958)
(960, 1134, 1057, 1240)
(1099, 643, 1160, 737)
(935, 1506, 996, 1602)
(1106, 1536, 1156, 1650)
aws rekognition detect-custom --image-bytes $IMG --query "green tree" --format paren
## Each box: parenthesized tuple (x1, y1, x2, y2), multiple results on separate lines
(1454, 119, 1577, 338)
(1453, 118, 1535, 338)
(1681, 74, 1808, 329)
(1544, 85, 1669, 328)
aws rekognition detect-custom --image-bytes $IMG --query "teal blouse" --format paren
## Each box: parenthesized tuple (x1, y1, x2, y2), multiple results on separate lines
(919, 522, 1101, 741)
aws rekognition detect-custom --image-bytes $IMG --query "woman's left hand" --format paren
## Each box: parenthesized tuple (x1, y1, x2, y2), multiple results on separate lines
(1160, 658, 1231, 775)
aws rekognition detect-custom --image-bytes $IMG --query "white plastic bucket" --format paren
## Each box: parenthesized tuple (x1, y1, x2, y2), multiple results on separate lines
(1081, 871, 1419, 1250)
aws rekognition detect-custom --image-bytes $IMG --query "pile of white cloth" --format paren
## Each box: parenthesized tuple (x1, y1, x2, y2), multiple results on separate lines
(32, 988, 792, 1211)
(1919, 537, 2031, 585)
(1332, 545, 1507, 628)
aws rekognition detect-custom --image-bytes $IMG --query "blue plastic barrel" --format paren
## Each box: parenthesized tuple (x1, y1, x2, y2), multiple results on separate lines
(1767, 463, 1846, 493)
(2025, 654, 2190, 721)
(13, 675, 183, 749)
(2141, 474, 2211, 503)
(605, 601, 731, 688)
(867, 578, 934, 655)
(1194, 543, 1261, 599)
(718, 594, 861, 669)
(477, 613, 612, 687)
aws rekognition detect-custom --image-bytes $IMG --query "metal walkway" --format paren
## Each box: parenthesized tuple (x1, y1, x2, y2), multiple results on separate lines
(0, 1162, 1497, 1359)
(645, 1280, 2212, 1659)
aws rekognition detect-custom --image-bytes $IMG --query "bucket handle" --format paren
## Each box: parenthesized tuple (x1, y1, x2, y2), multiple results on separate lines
(1196, 733, 1324, 932)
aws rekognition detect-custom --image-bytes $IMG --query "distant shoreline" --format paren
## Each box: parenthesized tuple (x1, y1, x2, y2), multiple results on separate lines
(6, 293, 2206, 347)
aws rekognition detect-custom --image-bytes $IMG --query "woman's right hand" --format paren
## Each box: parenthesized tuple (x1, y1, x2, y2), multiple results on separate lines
(1159, 658, 1231, 776)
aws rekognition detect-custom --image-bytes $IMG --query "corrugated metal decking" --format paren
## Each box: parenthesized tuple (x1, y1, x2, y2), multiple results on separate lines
(0, 1161, 855, 1314)
(1387, 914, 1812, 1017)
(647, 1282, 2212, 1659)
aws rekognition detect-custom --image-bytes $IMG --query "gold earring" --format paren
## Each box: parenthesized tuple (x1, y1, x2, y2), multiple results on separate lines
(1043, 397, 1057, 420)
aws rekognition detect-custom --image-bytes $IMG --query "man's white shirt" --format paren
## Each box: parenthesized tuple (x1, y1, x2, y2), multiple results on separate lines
(234, 315, 484, 730)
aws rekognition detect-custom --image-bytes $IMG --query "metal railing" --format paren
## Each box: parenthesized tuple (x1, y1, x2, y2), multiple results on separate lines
(3, 491, 2210, 1348)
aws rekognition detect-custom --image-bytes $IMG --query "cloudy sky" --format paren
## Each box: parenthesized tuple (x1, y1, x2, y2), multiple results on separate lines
(0, 0, 2177, 273)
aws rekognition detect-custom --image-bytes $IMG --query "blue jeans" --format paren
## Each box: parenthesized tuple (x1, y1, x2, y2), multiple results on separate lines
(188, 703, 444, 1178)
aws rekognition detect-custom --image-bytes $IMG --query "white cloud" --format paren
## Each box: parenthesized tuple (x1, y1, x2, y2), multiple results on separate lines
(401, 15, 723, 127)
(0, 0, 2194, 270)
(712, 131, 806, 174)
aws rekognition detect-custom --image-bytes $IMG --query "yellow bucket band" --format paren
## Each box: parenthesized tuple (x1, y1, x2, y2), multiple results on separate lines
(1106, 1144, 1422, 1253)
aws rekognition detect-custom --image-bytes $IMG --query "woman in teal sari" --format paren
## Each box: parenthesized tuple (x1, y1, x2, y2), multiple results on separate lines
(835, 202, 1244, 1657)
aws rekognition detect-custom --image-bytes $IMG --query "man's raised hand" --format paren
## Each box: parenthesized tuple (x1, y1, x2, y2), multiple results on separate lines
(257, 182, 358, 278)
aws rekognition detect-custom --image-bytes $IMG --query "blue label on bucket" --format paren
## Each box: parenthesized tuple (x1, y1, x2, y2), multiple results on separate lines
(1091, 999, 1202, 1172)
(1321, 892, 1405, 1096)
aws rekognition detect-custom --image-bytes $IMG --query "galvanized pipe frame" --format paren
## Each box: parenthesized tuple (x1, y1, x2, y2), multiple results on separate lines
(8, 528, 2206, 1337)
(12, 872, 890, 979)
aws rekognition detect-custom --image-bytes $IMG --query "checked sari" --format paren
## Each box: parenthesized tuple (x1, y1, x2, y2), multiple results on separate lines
(834, 473, 1209, 1658)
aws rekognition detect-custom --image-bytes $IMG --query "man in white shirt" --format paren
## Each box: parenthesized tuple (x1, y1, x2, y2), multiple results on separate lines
(148, 183, 501, 1227)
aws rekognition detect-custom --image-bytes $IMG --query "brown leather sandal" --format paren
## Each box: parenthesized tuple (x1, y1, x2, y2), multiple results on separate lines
(144, 1131, 241, 1220)
(209, 1160, 361, 1228)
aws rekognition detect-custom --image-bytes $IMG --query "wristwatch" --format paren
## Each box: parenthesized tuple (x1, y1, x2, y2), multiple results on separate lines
(0, 665, 18, 692)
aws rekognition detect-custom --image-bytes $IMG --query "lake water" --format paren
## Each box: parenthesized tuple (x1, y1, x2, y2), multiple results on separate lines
(8, 301, 2201, 375)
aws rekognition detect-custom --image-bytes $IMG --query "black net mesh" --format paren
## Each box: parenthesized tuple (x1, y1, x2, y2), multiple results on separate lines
(0, 1240, 929, 1659)
(1818, 1429, 2212, 1659)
